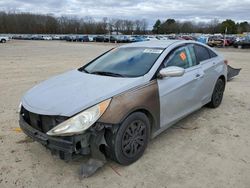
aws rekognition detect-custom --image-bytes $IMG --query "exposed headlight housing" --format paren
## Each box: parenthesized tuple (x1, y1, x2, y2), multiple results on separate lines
(47, 99, 111, 136)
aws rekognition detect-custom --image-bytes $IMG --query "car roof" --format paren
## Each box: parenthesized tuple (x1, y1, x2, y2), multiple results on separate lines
(119, 40, 218, 53)
(120, 40, 185, 49)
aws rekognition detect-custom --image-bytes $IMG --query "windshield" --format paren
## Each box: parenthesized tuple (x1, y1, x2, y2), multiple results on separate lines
(82, 47, 163, 77)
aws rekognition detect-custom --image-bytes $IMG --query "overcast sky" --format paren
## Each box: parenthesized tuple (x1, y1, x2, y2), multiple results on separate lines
(0, 0, 250, 26)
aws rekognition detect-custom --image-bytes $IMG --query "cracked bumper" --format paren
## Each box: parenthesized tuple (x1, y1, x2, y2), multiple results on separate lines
(19, 115, 91, 160)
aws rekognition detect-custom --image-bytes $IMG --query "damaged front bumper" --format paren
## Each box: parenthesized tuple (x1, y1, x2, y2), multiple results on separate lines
(19, 115, 106, 161)
(20, 114, 113, 177)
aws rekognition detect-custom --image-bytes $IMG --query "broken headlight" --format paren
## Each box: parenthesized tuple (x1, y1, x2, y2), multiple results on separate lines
(47, 99, 111, 136)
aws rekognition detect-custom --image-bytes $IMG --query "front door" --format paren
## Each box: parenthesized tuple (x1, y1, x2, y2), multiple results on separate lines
(157, 45, 204, 128)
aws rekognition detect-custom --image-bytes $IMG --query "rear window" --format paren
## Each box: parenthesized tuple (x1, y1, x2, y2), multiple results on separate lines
(194, 45, 210, 62)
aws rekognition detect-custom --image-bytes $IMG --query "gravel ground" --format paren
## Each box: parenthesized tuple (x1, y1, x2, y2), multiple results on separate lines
(0, 40, 249, 188)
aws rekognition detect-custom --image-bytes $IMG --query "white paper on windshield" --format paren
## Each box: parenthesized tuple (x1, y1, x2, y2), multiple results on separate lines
(143, 49, 163, 54)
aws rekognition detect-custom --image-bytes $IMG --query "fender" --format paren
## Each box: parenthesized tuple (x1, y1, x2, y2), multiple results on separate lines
(98, 80, 160, 136)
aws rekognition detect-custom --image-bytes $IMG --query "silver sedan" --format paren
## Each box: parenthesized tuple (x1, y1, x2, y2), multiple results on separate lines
(19, 40, 227, 173)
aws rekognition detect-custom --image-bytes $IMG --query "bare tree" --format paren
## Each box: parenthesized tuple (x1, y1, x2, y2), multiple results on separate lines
(0, 11, 249, 34)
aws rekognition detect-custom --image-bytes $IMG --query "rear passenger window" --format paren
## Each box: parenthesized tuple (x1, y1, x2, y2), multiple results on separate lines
(208, 49, 218, 58)
(194, 45, 210, 62)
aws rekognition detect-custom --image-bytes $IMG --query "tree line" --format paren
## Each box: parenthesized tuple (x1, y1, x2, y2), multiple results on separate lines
(0, 11, 249, 34)
(152, 19, 250, 34)
(0, 12, 148, 34)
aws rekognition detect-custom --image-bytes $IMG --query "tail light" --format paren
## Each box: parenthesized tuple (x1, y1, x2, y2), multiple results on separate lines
(224, 60, 228, 65)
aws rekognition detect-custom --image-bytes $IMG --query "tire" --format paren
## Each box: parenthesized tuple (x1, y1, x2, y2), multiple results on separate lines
(238, 45, 242, 49)
(106, 112, 150, 165)
(207, 79, 225, 108)
(1, 39, 6, 43)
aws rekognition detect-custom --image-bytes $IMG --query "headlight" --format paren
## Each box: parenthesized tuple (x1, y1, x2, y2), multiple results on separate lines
(47, 99, 111, 136)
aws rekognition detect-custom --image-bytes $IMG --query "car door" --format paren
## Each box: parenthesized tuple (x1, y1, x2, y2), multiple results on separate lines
(194, 44, 219, 105)
(157, 45, 204, 128)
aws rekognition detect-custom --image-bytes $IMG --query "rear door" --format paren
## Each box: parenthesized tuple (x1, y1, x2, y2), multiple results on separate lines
(157, 45, 204, 128)
(194, 44, 220, 105)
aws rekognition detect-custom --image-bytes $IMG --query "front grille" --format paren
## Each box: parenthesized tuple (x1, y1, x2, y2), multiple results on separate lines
(21, 106, 68, 133)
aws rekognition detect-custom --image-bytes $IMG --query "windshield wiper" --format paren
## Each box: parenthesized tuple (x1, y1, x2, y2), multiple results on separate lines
(90, 71, 124, 77)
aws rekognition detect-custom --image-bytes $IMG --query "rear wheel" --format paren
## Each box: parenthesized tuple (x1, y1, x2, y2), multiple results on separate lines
(106, 112, 150, 165)
(1, 39, 6, 43)
(207, 79, 225, 108)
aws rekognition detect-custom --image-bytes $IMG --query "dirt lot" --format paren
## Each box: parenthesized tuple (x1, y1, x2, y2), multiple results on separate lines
(0, 40, 250, 188)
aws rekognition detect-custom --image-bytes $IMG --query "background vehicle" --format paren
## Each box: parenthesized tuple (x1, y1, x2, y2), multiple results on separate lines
(117, 35, 130, 43)
(109, 35, 118, 43)
(52, 35, 61, 40)
(180, 35, 195, 40)
(42, 36, 52, 40)
(88, 35, 95, 42)
(128, 35, 147, 42)
(207, 37, 229, 47)
(145, 35, 159, 41)
(233, 36, 250, 48)
(197, 36, 209, 44)
(31, 35, 44, 40)
(65, 35, 78, 42)
(0, 36, 10, 43)
(93, 35, 109, 42)
(225, 36, 236, 46)
(77, 35, 89, 42)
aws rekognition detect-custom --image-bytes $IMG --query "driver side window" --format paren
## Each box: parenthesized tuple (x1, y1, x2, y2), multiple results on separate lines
(164, 46, 196, 69)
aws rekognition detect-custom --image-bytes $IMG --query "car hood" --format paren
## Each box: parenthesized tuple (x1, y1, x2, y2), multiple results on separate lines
(22, 70, 145, 116)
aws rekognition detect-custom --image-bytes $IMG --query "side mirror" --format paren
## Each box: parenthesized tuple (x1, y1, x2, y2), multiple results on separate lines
(158, 66, 185, 78)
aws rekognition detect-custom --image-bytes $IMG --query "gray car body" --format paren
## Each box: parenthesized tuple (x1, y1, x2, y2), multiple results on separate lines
(21, 40, 227, 137)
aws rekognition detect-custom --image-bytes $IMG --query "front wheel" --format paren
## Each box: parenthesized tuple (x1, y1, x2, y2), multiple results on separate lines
(106, 112, 150, 165)
(207, 79, 225, 108)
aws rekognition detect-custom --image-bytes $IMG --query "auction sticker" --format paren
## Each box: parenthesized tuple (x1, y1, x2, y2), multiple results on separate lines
(143, 49, 163, 54)
(180, 52, 187, 61)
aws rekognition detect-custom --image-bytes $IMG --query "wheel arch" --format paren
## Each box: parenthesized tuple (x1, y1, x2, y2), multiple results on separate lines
(218, 75, 226, 90)
(219, 75, 226, 82)
(120, 108, 156, 137)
